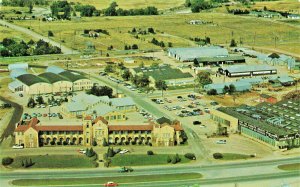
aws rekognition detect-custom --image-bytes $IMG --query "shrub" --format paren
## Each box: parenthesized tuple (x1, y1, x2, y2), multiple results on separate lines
(213, 153, 223, 159)
(175, 154, 181, 163)
(57, 142, 62, 145)
(184, 153, 196, 160)
(104, 161, 110, 168)
(48, 30, 54, 37)
(63, 141, 68, 145)
(171, 156, 177, 164)
(2, 157, 13, 166)
(167, 156, 171, 163)
(92, 140, 97, 146)
(147, 150, 154, 155)
(50, 141, 55, 145)
(93, 162, 99, 168)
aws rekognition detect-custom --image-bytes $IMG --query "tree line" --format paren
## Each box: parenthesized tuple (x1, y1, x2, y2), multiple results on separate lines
(0, 38, 61, 57)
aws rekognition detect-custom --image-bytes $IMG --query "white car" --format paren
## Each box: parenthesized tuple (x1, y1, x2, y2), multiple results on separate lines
(119, 149, 129, 154)
(78, 149, 86, 154)
(12, 144, 24, 149)
(216, 140, 227, 144)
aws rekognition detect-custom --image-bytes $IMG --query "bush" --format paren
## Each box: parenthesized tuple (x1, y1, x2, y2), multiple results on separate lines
(2, 157, 13, 166)
(57, 142, 62, 145)
(171, 156, 177, 164)
(184, 153, 196, 160)
(167, 156, 171, 163)
(92, 140, 97, 146)
(48, 30, 54, 37)
(147, 150, 154, 155)
(213, 153, 223, 159)
(63, 141, 68, 145)
(50, 141, 55, 145)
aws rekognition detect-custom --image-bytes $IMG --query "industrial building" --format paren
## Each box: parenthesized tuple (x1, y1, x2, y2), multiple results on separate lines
(210, 99, 300, 149)
(131, 64, 194, 87)
(195, 55, 245, 66)
(168, 46, 228, 62)
(204, 81, 251, 94)
(8, 63, 28, 71)
(8, 68, 92, 94)
(14, 115, 185, 148)
(218, 64, 277, 77)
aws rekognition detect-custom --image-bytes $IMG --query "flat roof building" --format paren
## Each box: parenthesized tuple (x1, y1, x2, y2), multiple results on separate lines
(219, 64, 277, 77)
(204, 81, 251, 94)
(168, 46, 228, 62)
(210, 99, 300, 149)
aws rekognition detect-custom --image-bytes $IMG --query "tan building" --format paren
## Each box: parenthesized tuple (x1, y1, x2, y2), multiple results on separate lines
(39, 72, 73, 93)
(59, 71, 92, 91)
(210, 108, 239, 133)
(14, 116, 185, 148)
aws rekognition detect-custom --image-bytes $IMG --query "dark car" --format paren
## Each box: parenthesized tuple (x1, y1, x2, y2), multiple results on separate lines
(119, 166, 133, 173)
(193, 121, 202, 125)
(210, 101, 219, 106)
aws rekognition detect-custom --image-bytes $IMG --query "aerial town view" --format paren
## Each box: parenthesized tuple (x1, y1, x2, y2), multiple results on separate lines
(0, 0, 299, 186)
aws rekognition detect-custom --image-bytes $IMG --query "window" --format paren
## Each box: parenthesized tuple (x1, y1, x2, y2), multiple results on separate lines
(86, 138, 89, 143)
(86, 124, 89, 128)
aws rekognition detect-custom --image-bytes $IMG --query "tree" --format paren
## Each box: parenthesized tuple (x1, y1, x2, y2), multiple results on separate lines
(190, 0, 212, 13)
(104, 2, 118, 16)
(92, 140, 97, 146)
(27, 97, 35, 108)
(36, 96, 44, 105)
(213, 153, 223, 159)
(102, 138, 108, 146)
(155, 80, 168, 97)
(184, 153, 196, 160)
(223, 85, 230, 94)
(2, 157, 13, 166)
(207, 89, 217, 95)
(195, 71, 212, 89)
(167, 156, 172, 163)
(122, 69, 131, 81)
(150, 62, 159, 68)
(28, 2, 33, 14)
(131, 44, 138, 49)
(228, 84, 236, 94)
(48, 30, 54, 37)
(107, 147, 115, 157)
(230, 39, 237, 47)
(104, 64, 115, 73)
(148, 27, 155, 34)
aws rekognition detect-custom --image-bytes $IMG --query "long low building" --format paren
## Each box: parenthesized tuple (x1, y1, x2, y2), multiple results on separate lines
(14, 116, 185, 148)
(210, 100, 300, 149)
(204, 81, 252, 94)
(168, 46, 229, 62)
(196, 55, 245, 66)
(219, 64, 277, 77)
(9, 70, 92, 95)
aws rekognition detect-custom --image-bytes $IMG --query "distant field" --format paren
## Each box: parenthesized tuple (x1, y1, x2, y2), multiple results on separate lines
(12, 12, 300, 55)
(66, 0, 185, 10)
(252, 0, 300, 12)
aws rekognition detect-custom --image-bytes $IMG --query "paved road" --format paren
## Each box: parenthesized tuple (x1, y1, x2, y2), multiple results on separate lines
(0, 96, 23, 143)
(0, 20, 77, 54)
(1, 157, 299, 186)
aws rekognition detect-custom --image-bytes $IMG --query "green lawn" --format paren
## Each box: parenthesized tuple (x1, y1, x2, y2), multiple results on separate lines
(278, 163, 300, 171)
(9, 154, 97, 169)
(110, 154, 191, 166)
(12, 173, 202, 186)
(220, 153, 252, 160)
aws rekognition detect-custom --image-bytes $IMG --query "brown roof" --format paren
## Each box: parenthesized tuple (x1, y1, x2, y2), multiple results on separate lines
(93, 116, 108, 125)
(108, 125, 153, 131)
(36, 125, 83, 131)
(84, 115, 92, 120)
(171, 124, 183, 131)
(15, 118, 83, 132)
(15, 118, 39, 132)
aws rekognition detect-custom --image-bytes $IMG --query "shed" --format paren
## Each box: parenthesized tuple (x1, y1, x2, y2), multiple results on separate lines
(10, 68, 28, 79)
(124, 58, 135, 64)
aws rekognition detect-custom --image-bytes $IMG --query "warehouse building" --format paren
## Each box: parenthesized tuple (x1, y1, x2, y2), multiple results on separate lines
(39, 72, 73, 93)
(168, 46, 228, 62)
(58, 71, 92, 91)
(131, 64, 194, 87)
(8, 63, 28, 71)
(10, 68, 28, 80)
(219, 64, 277, 77)
(204, 81, 251, 94)
(46, 66, 65, 74)
(195, 55, 245, 66)
(14, 115, 185, 148)
(210, 100, 300, 149)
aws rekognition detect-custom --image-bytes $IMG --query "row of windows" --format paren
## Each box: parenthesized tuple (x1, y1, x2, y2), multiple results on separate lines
(40, 131, 83, 135)
(109, 130, 151, 135)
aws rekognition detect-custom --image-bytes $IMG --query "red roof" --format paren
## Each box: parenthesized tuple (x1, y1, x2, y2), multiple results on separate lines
(15, 118, 83, 132)
(93, 116, 108, 125)
(108, 125, 153, 131)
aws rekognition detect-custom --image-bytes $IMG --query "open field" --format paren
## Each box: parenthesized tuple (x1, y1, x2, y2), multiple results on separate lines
(110, 154, 191, 166)
(0, 24, 32, 42)
(67, 0, 185, 10)
(251, 0, 300, 12)
(11, 12, 300, 55)
(8, 154, 97, 169)
(278, 163, 300, 171)
(11, 173, 202, 186)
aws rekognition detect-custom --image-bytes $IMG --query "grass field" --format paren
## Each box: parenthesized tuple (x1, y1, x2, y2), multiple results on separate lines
(67, 0, 185, 10)
(219, 153, 252, 160)
(0, 24, 32, 42)
(110, 154, 191, 166)
(252, 0, 300, 12)
(12, 173, 202, 186)
(12, 12, 300, 55)
(278, 163, 300, 171)
(9, 154, 97, 169)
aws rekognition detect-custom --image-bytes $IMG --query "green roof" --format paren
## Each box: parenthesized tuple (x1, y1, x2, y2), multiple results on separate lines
(134, 65, 193, 81)
(197, 56, 245, 63)
(39, 72, 68, 83)
(17, 74, 50, 86)
(59, 71, 87, 82)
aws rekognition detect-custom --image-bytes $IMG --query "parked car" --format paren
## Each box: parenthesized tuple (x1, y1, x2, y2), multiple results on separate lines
(119, 166, 133, 173)
(216, 140, 227, 144)
(104, 182, 118, 187)
(78, 149, 86, 154)
(12, 144, 24, 149)
(210, 101, 219, 106)
(193, 121, 202, 125)
(119, 149, 129, 154)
